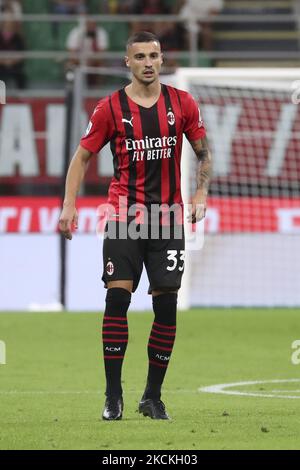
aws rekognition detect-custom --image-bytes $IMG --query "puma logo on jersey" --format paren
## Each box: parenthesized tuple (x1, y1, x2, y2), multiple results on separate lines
(122, 117, 134, 127)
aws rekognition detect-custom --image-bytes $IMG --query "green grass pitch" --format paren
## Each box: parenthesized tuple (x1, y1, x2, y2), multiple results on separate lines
(1, 308, 300, 450)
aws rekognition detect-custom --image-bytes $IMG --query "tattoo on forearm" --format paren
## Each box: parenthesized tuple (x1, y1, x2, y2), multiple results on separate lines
(191, 137, 212, 193)
(197, 158, 211, 192)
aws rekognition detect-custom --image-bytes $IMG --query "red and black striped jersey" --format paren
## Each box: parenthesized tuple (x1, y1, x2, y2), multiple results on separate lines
(80, 84, 206, 218)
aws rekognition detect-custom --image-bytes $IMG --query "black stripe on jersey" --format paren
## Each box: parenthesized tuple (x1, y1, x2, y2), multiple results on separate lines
(162, 85, 177, 206)
(109, 96, 120, 181)
(119, 89, 136, 205)
(139, 104, 162, 206)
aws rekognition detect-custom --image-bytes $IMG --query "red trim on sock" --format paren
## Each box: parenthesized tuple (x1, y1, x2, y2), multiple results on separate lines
(152, 328, 176, 337)
(103, 356, 124, 359)
(103, 339, 128, 343)
(153, 322, 176, 330)
(103, 323, 128, 328)
(104, 316, 127, 321)
(148, 343, 173, 352)
(149, 360, 168, 368)
(102, 331, 129, 336)
(149, 335, 174, 344)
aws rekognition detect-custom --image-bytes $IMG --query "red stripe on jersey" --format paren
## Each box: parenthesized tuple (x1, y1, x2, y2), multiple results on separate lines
(170, 88, 182, 204)
(108, 92, 130, 212)
(119, 89, 137, 209)
(171, 87, 184, 205)
(127, 97, 145, 208)
(157, 92, 170, 206)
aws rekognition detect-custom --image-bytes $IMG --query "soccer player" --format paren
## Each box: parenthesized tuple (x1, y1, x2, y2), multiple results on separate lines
(59, 31, 212, 420)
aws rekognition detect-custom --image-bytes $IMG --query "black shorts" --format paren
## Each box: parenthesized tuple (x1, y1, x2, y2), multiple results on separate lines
(102, 221, 185, 293)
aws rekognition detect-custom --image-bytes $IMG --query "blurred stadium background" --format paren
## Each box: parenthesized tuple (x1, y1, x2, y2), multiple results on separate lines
(0, 0, 300, 311)
(2, 0, 300, 452)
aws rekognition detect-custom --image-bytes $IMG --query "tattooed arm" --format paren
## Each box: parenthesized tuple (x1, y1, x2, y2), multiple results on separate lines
(188, 136, 212, 222)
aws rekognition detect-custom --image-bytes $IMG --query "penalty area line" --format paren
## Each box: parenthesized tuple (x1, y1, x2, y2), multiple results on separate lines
(198, 378, 300, 399)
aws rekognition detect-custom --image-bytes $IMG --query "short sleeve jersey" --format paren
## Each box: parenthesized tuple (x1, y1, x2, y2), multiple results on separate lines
(80, 84, 206, 214)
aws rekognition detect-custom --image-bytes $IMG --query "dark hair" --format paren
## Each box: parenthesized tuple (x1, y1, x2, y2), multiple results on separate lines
(126, 31, 160, 49)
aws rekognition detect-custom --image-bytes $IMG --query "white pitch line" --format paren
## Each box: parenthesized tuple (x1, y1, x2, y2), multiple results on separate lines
(199, 379, 300, 399)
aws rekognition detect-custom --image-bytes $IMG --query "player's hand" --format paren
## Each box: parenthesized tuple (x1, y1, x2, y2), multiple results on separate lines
(58, 204, 78, 240)
(187, 191, 207, 223)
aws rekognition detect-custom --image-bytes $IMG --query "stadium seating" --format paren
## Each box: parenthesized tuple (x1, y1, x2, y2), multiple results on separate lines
(214, 0, 299, 66)
(21, 0, 130, 86)
(8, 0, 300, 86)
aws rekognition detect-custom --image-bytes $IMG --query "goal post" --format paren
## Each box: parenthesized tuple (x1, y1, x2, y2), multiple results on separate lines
(68, 65, 300, 310)
(176, 68, 300, 310)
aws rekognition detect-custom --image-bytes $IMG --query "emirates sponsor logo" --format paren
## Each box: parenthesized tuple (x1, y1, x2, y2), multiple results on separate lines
(125, 135, 177, 151)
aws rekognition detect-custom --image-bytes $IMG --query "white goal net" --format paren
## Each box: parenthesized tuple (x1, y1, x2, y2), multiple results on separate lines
(176, 69, 300, 309)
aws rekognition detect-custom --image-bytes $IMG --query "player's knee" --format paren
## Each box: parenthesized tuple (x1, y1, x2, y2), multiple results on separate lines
(152, 292, 177, 326)
(152, 289, 178, 297)
(107, 280, 133, 292)
(105, 287, 131, 317)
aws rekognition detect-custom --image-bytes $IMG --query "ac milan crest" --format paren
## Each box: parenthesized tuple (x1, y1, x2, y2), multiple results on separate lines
(167, 111, 175, 126)
(106, 261, 114, 276)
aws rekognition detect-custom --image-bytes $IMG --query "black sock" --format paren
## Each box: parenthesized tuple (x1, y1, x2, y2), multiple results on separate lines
(102, 287, 131, 398)
(144, 293, 177, 400)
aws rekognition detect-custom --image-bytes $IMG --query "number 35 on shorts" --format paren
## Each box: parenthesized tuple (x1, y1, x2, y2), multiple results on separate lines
(166, 250, 185, 272)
